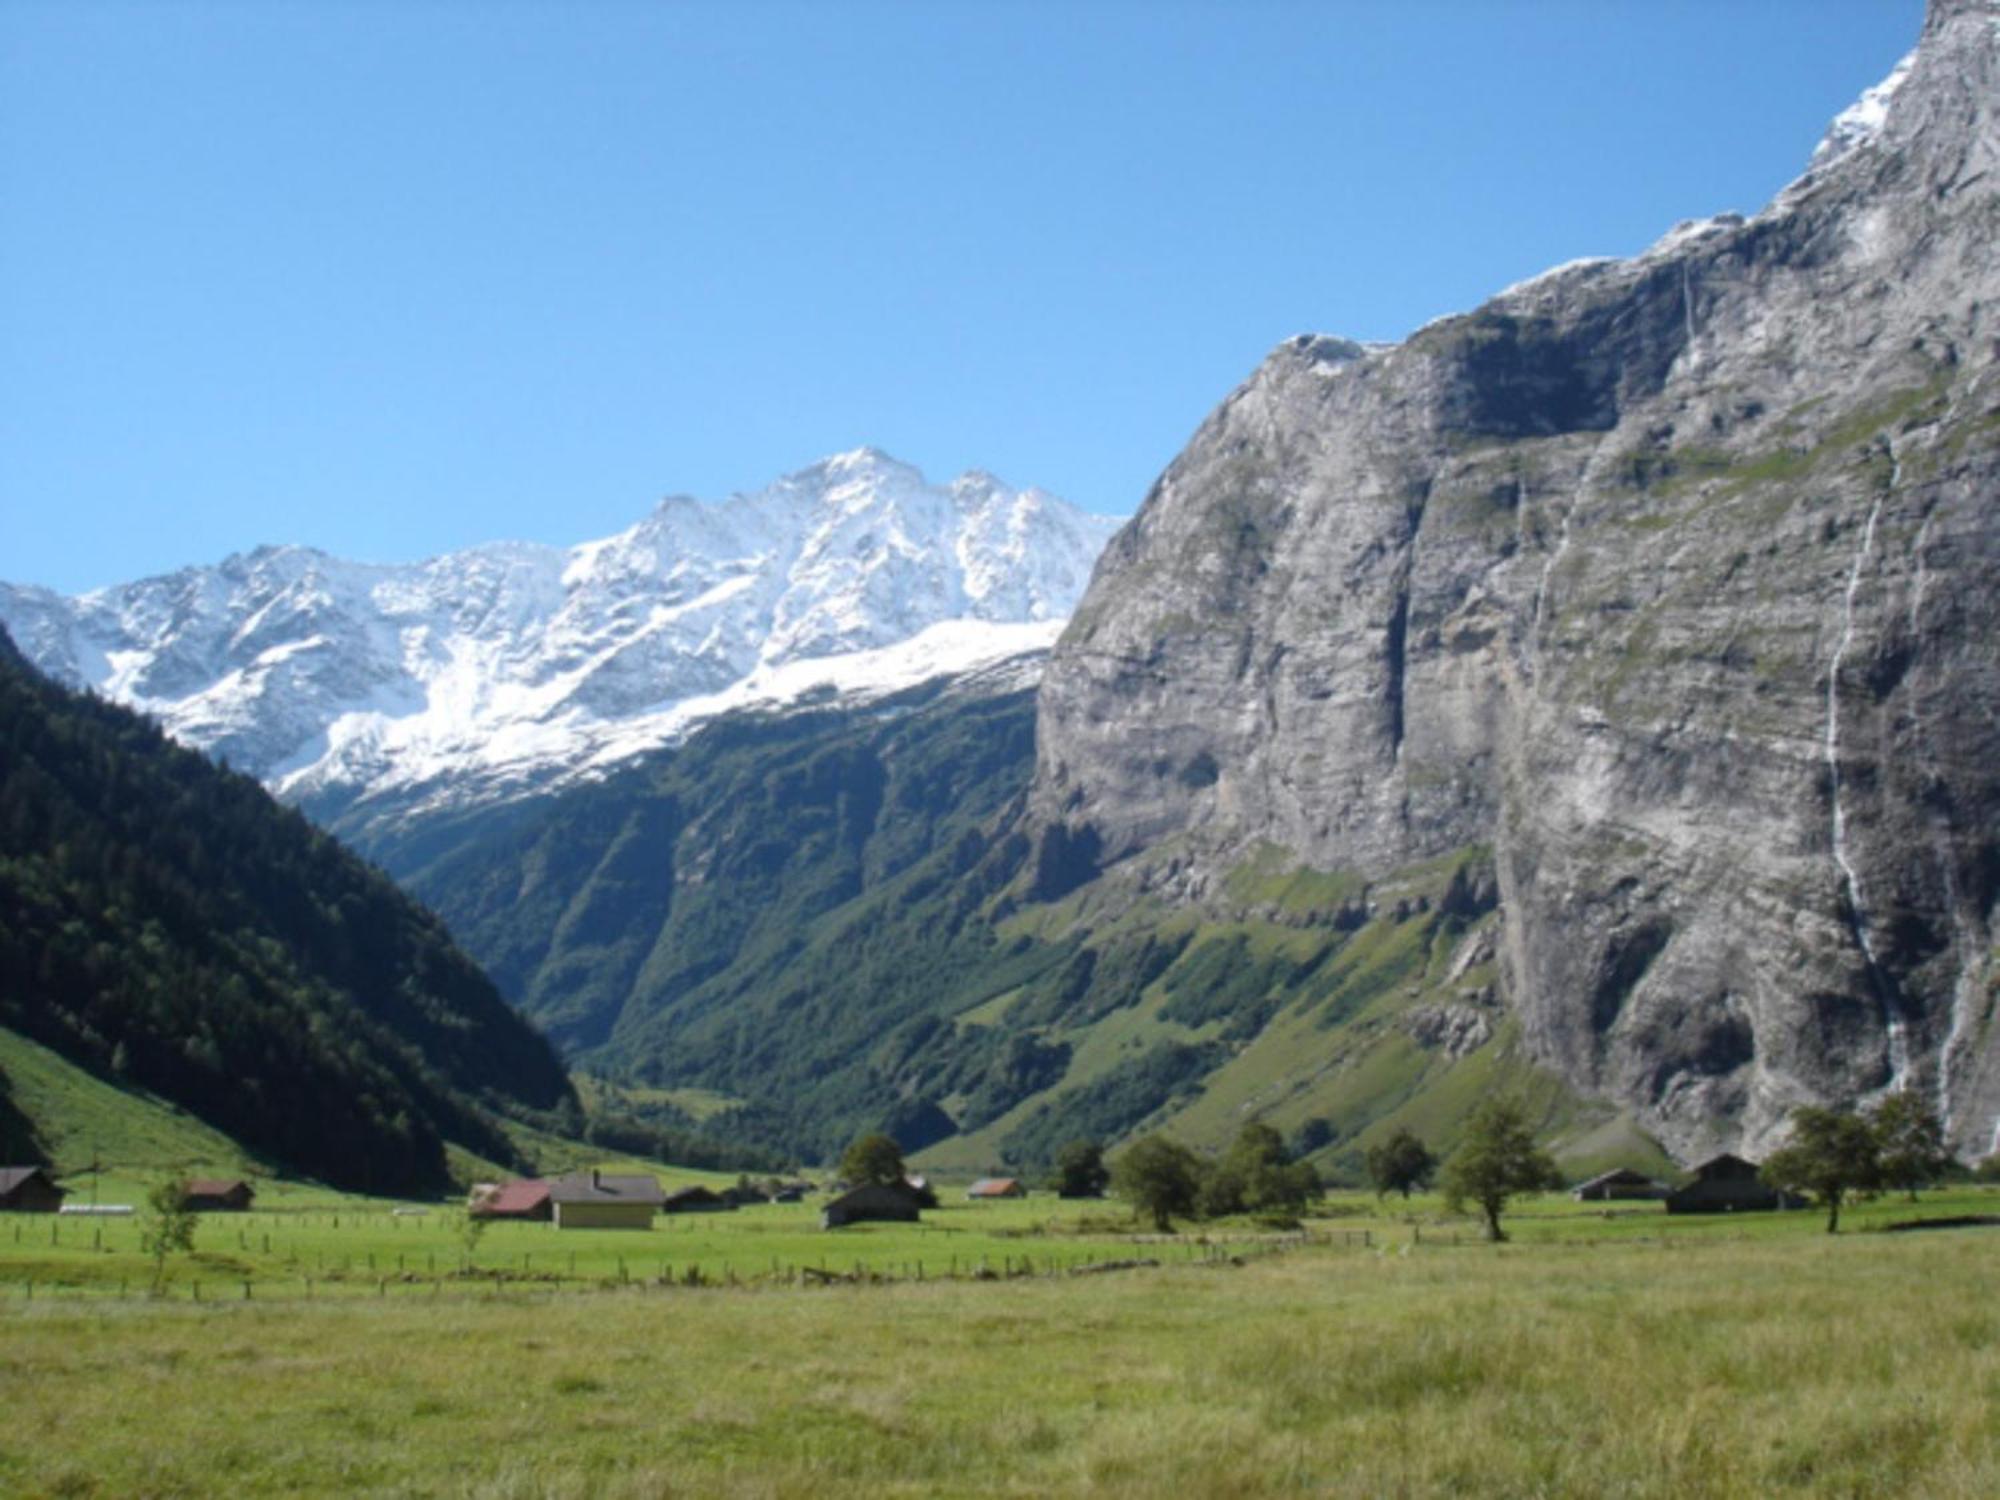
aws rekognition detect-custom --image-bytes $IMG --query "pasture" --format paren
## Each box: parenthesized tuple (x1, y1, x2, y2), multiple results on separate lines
(1, 1180, 1996, 1496)
(3, 1174, 1995, 1300)
(1, 1212, 1995, 1498)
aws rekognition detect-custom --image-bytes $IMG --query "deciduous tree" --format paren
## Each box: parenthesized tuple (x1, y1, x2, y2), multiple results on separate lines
(839, 1132, 907, 1188)
(1761, 1105, 1881, 1233)
(1364, 1128, 1438, 1200)
(1440, 1098, 1559, 1242)
(1111, 1134, 1204, 1232)
(1868, 1091, 1953, 1201)
(140, 1177, 197, 1293)
(1054, 1138, 1110, 1198)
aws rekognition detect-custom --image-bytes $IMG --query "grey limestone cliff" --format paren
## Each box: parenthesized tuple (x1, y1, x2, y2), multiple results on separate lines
(1034, 0, 2000, 1160)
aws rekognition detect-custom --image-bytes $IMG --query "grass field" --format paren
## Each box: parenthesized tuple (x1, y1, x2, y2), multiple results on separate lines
(1, 1208, 1994, 1498)
(6, 1176, 1995, 1298)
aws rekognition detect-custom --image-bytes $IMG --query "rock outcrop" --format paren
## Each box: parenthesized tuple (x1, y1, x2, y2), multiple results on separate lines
(1034, 0, 2000, 1159)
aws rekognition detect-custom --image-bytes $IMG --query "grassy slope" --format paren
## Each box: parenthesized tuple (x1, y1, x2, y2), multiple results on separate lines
(1, 1204, 1996, 1497)
(0, 1025, 263, 1182)
(0, 1022, 742, 1212)
(924, 841, 1675, 1181)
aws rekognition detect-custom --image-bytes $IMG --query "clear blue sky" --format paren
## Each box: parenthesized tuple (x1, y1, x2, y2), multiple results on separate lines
(2, 0, 1923, 594)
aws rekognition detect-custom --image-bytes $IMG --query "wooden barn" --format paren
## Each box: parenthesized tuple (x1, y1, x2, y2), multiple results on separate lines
(0, 1166, 64, 1213)
(181, 1179, 255, 1212)
(965, 1177, 1025, 1200)
(1571, 1167, 1669, 1202)
(547, 1170, 664, 1230)
(468, 1179, 552, 1221)
(1665, 1153, 1806, 1214)
(662, 1184, 733, 1214)
(821, 1182, 923, 1229)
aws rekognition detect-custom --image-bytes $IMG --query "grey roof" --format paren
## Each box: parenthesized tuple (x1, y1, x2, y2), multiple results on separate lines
(547, 1171, 665, 1206)
(0, 1166, 56, 1195)
(1573, 1167, 1663, 1190)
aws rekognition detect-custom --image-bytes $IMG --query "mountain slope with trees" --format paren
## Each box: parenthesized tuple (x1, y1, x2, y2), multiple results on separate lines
(0, 627, 575, 1194)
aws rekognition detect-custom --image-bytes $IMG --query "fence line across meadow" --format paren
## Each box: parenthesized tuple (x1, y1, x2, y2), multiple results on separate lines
(0, 1226, 1401, 1307)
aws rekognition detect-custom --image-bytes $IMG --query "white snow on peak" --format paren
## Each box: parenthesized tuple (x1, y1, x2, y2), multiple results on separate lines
(0, 452, 1122, 833)
(1496, 256, 1618, 301)
(1810, 50, 1917, 170)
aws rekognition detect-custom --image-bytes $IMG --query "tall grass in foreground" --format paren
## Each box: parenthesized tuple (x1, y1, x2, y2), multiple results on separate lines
(1, 1229, 1993, 1497)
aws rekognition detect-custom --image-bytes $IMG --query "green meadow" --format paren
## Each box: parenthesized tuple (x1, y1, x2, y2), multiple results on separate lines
(1, 1213, 1995, 1499)
(1, 1181, 1996, 1496)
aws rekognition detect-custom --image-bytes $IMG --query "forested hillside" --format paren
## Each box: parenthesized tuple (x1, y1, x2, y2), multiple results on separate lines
(386, 670, 1652, 1177)
(0, 627, 575, 1194)
(387, 671, 1050, 1159)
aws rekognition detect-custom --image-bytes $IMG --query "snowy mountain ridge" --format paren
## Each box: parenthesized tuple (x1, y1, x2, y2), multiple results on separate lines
(0, 448, 1119, 837)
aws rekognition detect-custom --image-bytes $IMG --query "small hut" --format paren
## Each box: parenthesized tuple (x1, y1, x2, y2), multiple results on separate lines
(1571, 1167, 1669, 1202)
(181, 1179, 255, 1212)
(469, 1179, 552, 1221)
(965, 1177, 1026, 1200)
(547, 1169, 664, 1230)
(662, 1184, 733, 1214)
(822, 1182, 923, 1229)
(0, 1167, 64, 1213)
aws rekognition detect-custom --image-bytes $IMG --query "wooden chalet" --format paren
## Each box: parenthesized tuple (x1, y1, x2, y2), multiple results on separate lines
(965, 1177, 1026, 1200)
(821, 1182, 923, 1229)
(1665, 1153, 1806, 1215)
(547, 1169, 664, 1230)
(0, 1166, 64, 1214)
(661, 1184, 734, 1214)
(1571, 1167, 1669, 1202)
(181, 1179, 255, 1212)
(468, 1179, 552, 1221)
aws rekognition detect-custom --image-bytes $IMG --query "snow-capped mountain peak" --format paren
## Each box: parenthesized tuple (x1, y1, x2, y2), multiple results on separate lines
(0, 452, 1121, 841)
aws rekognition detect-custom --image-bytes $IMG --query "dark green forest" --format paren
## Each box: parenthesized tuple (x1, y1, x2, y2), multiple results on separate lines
(383, 676, 1421, 1169)
(0, 628, 575, 1194)
(385, 679, 1073, 1161)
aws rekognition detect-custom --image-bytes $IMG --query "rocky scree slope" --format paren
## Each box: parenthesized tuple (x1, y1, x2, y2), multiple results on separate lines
(1032, 0, 2000, 1161)
(0, 450, 1116, 850)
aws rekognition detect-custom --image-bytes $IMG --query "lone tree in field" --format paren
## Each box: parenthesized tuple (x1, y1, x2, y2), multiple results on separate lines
(1762, 1105, 1881, 1233)
(1868, 1091, 1953, 1202)
(1055, 1138, 1111, 1198)
(839, 1132, 907, 1188)
(1440, 1097, 1560, 1242)
(1364, 1128, 1438, 1201)
(1111, 1134, 1204, 1232)
(141, 1177, 197, 1293)
(459, 1208, 489, 1268)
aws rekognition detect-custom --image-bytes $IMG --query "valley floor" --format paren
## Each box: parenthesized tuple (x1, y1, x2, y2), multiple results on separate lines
(3, 1213, 1995, 1498)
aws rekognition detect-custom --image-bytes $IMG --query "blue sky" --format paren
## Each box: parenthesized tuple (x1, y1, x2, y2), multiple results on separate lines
(2, 0, 1922, 594)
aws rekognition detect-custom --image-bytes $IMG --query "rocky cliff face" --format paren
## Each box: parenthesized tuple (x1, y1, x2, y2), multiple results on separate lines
(1035, 0, 2000, 1160)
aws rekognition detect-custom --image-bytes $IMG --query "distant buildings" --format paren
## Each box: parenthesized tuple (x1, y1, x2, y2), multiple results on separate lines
(965, 1177, 1025, 1200)
(468, 1180, 553, 1221)
(662, 1185, 732, 1214)
(547, 1170, 665, 1230)
(181, 1179, 255, 1212)
(1664, 1154, 1807, 1214)
(822, 1182, 924, 1229)
(1570, 1168, 1668, 1203)
(0, 1166, 63, 1213)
